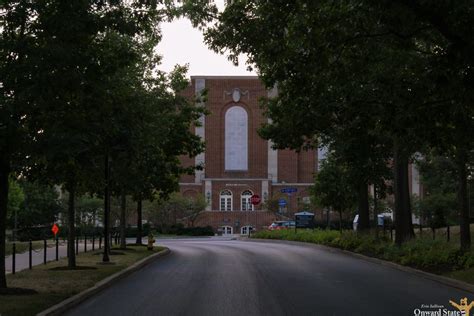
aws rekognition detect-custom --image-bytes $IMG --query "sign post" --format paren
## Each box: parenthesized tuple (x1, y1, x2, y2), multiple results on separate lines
(250, 195, 261, 236)
(278, 198, 287, 214)
(281, 188, 297, 214)
(51, 224, 59, 261)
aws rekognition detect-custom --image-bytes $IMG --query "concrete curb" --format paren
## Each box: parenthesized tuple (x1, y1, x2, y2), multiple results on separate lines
(242, 237, 474, 294)
(37, 248, 171, 316)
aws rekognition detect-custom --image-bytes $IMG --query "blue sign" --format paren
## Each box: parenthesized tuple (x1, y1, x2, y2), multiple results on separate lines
(281, 187, 298, 194)
(278, 198, 287, 207)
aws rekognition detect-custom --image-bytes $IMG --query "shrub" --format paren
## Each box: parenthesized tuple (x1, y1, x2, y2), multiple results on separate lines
(253, 229, 474, 274)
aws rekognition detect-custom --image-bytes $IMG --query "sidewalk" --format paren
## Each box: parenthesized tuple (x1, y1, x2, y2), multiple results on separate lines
(5, 240, 105, 274)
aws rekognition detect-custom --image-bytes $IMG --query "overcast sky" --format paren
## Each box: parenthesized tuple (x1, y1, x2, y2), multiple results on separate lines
(156, 2, 256, 77)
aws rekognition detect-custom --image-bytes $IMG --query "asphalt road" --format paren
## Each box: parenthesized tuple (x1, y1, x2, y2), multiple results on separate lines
(66, 237, 472, 316)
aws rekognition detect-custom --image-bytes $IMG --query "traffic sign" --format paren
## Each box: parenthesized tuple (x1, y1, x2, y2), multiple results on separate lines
(250, 194, 261, 205)
(51, 223, 59, 236)
(278, 198, 287, 207)
(281, 187, 298, 194)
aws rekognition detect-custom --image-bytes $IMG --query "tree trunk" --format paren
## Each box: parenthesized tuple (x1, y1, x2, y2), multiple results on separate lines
(457, 147, 471, 251)
(0, 161, 10, 289)
(339, 210, 343, 233)
(136, 199, 143, 245)
(374, 185, 379, 238)
(358, 180, 370, 231)
(67, 183, 76, 268)
(374, 183, 378, 222)
(326, 207, 330, 229)
(120, 191, 127, 249)
(102, 153, 110, 262)
(393, 141, 415, 245)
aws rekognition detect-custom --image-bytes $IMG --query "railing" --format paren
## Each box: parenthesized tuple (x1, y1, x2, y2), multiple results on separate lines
(7, 232, 126, 274)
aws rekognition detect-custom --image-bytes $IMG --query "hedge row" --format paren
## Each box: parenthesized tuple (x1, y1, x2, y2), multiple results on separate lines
(253, 229, 474, 274)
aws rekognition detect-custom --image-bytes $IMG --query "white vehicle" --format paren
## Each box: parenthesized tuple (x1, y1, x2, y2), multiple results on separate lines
(353, 214, 359, 231)
(379, 208, 421, 226)
(353, 208, 420, 231)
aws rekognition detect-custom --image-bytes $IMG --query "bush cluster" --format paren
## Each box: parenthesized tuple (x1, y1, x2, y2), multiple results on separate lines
(253, 229, 474, 273)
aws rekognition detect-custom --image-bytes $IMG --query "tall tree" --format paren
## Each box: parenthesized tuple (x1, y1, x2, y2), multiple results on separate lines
(311, 155, 358, 231)
(182, 0, 461, 245)
(0, 0, 37, 289)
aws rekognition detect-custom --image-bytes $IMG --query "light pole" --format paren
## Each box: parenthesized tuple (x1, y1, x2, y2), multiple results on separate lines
(13, 207, 17, 242)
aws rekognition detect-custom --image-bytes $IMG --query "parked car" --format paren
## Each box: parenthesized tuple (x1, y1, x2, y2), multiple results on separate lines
(268, 221, 295, 230)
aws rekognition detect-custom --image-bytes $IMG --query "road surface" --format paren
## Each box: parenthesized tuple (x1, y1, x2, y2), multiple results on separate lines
(66, 237, 472, 316)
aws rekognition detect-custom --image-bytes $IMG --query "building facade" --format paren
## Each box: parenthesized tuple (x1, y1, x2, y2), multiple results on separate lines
(179, 76, 319, 234)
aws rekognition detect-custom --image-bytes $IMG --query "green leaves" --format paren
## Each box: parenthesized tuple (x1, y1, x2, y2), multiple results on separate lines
(311, 154, 357, 214)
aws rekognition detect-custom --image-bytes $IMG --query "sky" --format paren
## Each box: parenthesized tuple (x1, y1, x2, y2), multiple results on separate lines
(156, 2, 256, 77)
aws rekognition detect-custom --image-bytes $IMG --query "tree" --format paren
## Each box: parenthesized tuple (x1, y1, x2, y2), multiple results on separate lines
(417, 155, 459, 228)
(262, 196, 282, 215)
(311, 155, 358, 231)
(75, 195, 103, 229)
(25, 0, 175, 264)
(0, 0, 197, 287)
(6, 178, 24, 233)
(182, 0, 467, 246)
(25, 0, 116, 268)
(185, 195, 207, 228)
(14, 181, 60, 231)
(0, 0, 39, 289)
(105, 64, 205, 246)
(375, 0, 474, 250)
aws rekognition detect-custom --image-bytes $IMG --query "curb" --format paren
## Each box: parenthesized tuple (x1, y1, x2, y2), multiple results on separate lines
(242, 237, 474, 294)
(37, 248, 171, 316)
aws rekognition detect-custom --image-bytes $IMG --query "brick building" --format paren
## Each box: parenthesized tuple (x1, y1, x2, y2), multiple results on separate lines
(179, 76, 319, 234)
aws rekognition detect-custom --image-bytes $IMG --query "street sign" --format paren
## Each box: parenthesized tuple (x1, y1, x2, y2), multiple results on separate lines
(250, 194, 261, 205)
(278, 198, 287, 207)
(281, 187, 298, 194)
(51, 223, 59, 236)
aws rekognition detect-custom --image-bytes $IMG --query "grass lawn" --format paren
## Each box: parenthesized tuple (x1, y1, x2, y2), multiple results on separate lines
(446, 268, 474, 285)
(0, 245, 166, 316)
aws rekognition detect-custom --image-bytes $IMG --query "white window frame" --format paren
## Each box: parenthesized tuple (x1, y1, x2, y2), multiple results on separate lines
(240, 225, 253, 235)
(220, 190, 233, 211)
(222, 226, 233, 235)
(241, 190, 254, 211)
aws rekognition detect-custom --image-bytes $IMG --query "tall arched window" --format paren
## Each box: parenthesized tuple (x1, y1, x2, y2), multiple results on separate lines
(220, 190, 233, 211)
(225, 106, 248, 171)
(241, 190, 254, 211)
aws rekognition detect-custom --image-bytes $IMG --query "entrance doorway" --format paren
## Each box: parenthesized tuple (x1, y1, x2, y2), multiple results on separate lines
(241, 226, 253, 235)
(221, 226, 233, 235)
